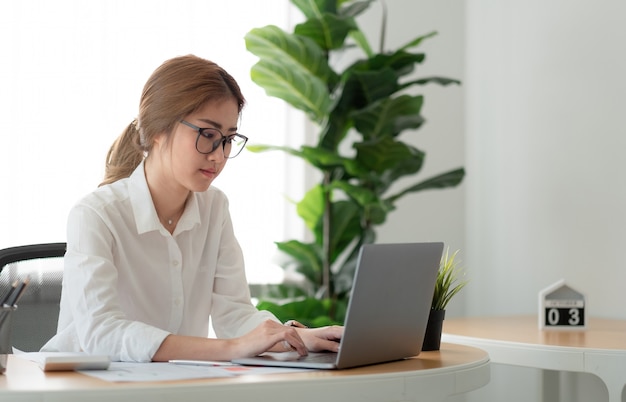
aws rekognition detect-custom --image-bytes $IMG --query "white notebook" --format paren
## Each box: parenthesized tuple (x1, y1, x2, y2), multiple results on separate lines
(16, 351, 110, 371)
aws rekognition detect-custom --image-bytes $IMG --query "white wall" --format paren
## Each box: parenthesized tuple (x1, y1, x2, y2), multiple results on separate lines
(465, 0, 626, 321)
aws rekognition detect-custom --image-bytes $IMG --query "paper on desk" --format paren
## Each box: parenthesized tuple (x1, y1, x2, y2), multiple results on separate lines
(79, 362, 235, 382)
(79, 361, 314, 382)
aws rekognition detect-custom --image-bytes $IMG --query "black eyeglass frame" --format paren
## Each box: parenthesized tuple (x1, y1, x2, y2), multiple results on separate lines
(179, 120, 248, 158)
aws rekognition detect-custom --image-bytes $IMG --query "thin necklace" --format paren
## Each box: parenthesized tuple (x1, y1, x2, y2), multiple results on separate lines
(164, 204, 185, 226)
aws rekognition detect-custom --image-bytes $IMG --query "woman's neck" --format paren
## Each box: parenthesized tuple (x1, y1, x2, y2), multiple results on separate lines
(144, 157, 189, 232)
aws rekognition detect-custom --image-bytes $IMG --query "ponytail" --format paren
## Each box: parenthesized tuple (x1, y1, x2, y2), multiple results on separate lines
(99, 120, 145, 186)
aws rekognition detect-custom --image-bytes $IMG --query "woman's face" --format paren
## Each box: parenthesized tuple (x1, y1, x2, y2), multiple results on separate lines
(159, 98, 240, 193)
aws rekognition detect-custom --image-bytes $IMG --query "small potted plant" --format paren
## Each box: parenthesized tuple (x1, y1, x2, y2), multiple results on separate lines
(422, 248, 468, 351)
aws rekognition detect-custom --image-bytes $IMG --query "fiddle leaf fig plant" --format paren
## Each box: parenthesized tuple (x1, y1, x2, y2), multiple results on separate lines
(245, 0, 464, 326)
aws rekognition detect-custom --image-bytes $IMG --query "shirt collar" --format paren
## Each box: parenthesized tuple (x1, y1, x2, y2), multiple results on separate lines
(128, 160, 201, 235)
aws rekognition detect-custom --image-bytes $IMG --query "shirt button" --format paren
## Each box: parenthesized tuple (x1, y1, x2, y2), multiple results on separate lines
(172, 260, 180, 268)
(174, 298, 182, 306)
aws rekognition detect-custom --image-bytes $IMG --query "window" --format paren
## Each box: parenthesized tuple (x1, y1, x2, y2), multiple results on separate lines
(0, 0, 305, 284)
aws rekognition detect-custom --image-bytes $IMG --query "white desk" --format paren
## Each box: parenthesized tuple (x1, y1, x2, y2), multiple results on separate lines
(442, 316, 626, 402)
(0, 343, 489, 402)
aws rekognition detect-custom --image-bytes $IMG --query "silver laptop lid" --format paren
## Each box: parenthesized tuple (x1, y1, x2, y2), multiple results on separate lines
(334, 242, 443, 369)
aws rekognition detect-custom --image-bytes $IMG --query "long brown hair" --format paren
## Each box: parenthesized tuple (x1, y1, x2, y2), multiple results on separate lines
(100, 55, 245, 186)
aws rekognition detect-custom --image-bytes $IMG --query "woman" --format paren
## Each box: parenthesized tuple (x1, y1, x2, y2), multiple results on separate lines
(42, 55, 342, 362)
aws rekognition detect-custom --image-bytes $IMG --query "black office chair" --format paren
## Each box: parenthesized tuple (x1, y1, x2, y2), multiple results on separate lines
(0, 243, 66, 352)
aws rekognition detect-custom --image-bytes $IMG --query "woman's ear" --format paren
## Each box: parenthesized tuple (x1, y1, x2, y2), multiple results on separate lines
(151, 131, 169, 151)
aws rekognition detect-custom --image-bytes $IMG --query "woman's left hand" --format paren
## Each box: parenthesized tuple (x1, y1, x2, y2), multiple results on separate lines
(296, 325, 344, 353)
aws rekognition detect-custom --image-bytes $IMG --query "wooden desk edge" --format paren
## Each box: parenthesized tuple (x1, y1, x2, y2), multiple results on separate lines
(0, 343, 489, 393)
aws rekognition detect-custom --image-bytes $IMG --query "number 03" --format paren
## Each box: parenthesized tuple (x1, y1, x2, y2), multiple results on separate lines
(547, 308, 581, 325)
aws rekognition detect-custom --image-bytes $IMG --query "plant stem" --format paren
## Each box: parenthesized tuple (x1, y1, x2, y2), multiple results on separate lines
(322, 170, 332, 300)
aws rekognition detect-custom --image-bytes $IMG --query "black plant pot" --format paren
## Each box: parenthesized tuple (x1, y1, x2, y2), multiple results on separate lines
(422, 309, 446, 351)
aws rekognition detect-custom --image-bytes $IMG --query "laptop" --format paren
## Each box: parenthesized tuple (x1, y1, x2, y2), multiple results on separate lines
(232, 242, 443, 369)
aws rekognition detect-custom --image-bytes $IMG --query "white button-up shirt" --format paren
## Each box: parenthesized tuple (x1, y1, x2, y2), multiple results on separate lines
(42, 161, 276, 362)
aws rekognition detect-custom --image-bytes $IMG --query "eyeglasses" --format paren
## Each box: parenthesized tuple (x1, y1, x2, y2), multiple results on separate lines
(180, 120, 248, 158)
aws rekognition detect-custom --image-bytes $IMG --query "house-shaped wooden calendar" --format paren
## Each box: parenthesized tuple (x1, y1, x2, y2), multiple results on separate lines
(538, 279, 586, 330)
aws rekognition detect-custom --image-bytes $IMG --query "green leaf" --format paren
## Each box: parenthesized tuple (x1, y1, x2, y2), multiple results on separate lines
(348, 29, 373, 57)
(325, 200, 363, 261)
(246, 25, 335, 84)
(246, 143, 303, 157)
(352, 94, 424, 139)
(365, 202, 390, 225)
(398, 31, 438, 51)
(245, 26, 335, 122)
(331, 180, 377, 206)
(355, 137, 422, 173)
(295, 13, 358, 51)
(379, 146, 425, 186)
(296, 185, 325, 234)
(275, 240, 322, 286)
(250, 61, 329, 123)
(347, 67, 399, 105)
(291, 0, 335, 19)
(247, 143, 347, 171)
(386, 168, 465, 204)
(332, 230, 376, 297)
(333, 254, 359, 296)
(362, 51, 426, 78)
(300, 146, 348, 169)
(339, 0, 374, 18)
(332, 181, 394, 225)
(401, 76, 462, 90)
